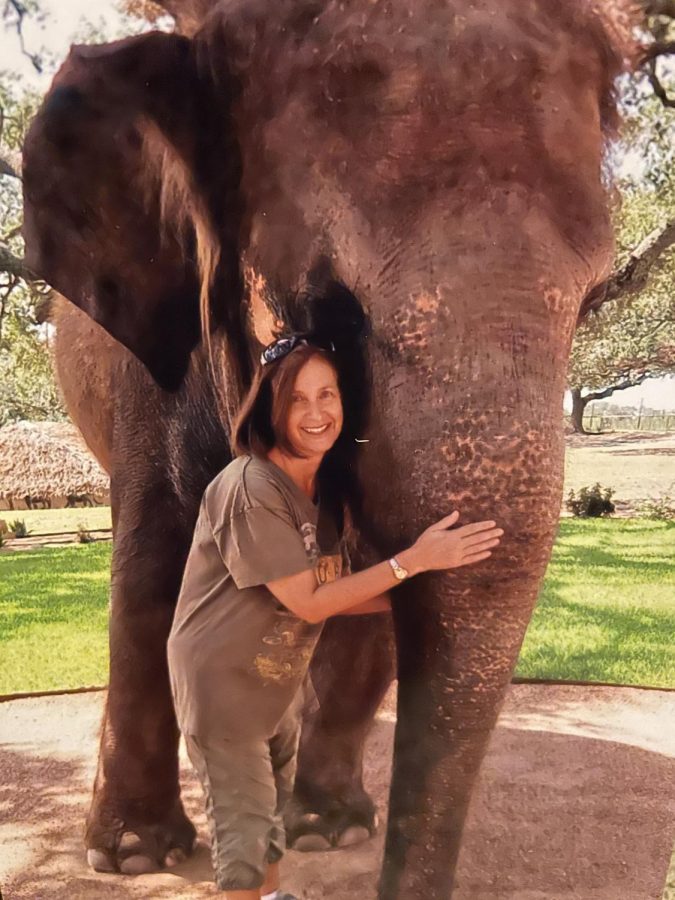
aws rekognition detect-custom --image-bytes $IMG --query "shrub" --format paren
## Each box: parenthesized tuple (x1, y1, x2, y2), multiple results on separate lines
(8, 518, 31, 538)
(566, 483, 616, 518)
(638, 495, 675, 521)
(76, 523, 95, 544)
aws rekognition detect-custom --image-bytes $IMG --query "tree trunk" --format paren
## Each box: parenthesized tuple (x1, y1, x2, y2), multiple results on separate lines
(570, 388, 588, 433)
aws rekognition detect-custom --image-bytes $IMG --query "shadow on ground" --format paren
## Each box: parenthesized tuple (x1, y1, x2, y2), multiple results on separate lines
(1, 685, 673, 900)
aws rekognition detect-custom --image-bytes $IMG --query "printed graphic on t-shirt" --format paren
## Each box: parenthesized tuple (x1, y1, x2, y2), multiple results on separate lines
(315, 553, 342, 585)
(300, 522, 320, 563)
(254, 539, 343, 684)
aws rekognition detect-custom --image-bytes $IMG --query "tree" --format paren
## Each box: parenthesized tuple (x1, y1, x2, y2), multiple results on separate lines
(567, 5, 675, 431)
(568, 181, 675, 430)
(0, 78, 66, 425)
(568, 289, 675, 431)
(0, 0, 163, 425)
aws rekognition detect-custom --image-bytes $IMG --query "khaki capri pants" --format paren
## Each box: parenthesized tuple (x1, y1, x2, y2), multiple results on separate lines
(184, 707, 301, 892)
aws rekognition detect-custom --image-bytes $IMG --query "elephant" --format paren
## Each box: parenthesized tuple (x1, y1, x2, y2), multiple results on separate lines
(21, 1, 636, 896)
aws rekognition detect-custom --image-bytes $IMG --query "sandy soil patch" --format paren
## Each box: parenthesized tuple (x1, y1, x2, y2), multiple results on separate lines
(1, 684, 673, 900)
(563, 431, 675, 516)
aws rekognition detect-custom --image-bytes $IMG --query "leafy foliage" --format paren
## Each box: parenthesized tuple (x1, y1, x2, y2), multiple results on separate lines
(76, 523, 95, 544)
(568, 62, 675, 404)
(567, 5, 675, 407)
(566, 483, 616, 518)
(8, 517, 31, 537)
(638, 493, 675, 520)
(0, 80, 66, 425)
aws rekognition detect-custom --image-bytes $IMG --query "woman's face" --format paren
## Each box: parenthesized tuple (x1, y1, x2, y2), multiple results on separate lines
(285, 355, 344, 459)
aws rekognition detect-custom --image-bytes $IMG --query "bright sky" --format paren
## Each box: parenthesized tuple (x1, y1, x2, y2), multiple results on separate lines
(0, 0, 135, 89)
(2, 1, 675, 412)
(563, 376, 675, 412)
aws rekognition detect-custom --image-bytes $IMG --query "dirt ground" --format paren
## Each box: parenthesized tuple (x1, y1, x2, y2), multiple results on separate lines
(562, 431, 675, 515)
(1, 683, 673, 900)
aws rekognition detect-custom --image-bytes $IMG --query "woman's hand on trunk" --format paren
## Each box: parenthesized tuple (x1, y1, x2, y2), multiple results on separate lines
(399, 512, 502, 575)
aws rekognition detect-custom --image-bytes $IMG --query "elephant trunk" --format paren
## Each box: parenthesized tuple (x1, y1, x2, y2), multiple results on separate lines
(379, 564, 545, 898)
(369, 358, 567, 896)
(360, 266, 576, 896)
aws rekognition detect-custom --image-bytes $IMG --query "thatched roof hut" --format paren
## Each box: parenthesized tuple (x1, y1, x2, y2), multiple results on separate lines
(0, 421, 109, 502)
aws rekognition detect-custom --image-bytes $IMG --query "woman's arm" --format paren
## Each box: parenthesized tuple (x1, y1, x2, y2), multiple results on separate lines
(335, 593, 392, 615)
(266, 512, 503, 624)
(267, 558, 409, 623)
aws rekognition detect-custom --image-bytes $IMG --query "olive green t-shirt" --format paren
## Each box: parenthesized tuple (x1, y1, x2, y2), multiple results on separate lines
(167, 455, 343, 740)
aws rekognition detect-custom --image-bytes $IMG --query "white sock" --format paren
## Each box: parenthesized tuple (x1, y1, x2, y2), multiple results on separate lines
(261, 892, 279, 900)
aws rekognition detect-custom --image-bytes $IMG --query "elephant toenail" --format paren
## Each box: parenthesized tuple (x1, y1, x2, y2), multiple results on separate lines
(336, 826, 371, 847)
(118, 831, 142, 852)
(292, 833, 332, 852)
(300, 813, 323, 825)
(86, 848, 116, 872)
(119, 853, 158, 875)
(164, 848, 187, 867)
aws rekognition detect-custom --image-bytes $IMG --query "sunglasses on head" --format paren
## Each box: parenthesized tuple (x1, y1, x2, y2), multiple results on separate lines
(260, 335, 335, 367)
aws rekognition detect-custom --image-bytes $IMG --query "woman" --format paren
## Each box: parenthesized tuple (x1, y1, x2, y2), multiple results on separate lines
(167, 336, 502, 900)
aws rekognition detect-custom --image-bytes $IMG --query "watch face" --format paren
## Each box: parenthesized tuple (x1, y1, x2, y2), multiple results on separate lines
(390, 559, 407, 579)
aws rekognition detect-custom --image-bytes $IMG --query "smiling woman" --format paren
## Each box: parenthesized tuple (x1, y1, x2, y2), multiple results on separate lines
(165, 333, 502, 899)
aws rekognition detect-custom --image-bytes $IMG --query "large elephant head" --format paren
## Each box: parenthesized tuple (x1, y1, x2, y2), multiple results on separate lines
(22, 1, 637, 895)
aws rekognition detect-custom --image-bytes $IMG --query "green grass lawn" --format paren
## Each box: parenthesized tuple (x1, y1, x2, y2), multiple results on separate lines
(0, 520, 673, 694)
(1, 506, 112, 535)
(0, 543, 111, 692)
(516, 519, 674, 687)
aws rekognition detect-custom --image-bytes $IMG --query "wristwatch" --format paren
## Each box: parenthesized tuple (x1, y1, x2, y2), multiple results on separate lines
(388, 556, 409, 581)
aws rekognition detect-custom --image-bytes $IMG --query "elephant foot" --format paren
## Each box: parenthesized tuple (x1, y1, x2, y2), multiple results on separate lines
(86, 798, 196, 875)
(285, 787, 378, 852)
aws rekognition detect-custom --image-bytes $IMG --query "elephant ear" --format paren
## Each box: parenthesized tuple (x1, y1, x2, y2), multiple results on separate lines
(22, 32, 226, 391)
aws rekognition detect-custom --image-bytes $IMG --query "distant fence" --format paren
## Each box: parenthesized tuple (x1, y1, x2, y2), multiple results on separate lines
(582, 414, 675, 433)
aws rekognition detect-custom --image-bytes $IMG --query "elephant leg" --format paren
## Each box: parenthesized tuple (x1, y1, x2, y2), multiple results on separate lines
(286, 613, 396, 851)
(378, 572, 539, 899)
(86, 490, 196, 874)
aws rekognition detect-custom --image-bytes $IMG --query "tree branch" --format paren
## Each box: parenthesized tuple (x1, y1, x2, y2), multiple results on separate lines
(0, 244, 39, 282)
(1, 223, 22, 243)
(583, 373, 652, 403)
(643, 317, 672, 340)
(641, 0, 675, 18)
(645, 58, 675, 108)
(0, 275, 19, 341)
(3, 0, 43, 73)
(0, 148, 22, 179)
(579, 219, 675, 318)
(642, 40, 675, 61)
